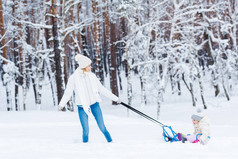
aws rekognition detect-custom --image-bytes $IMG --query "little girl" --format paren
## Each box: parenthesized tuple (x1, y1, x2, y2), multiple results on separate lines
(178, 113, 211, 145)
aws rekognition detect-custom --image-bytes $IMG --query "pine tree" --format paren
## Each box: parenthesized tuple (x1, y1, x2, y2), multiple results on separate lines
(51, 0, 64, 105)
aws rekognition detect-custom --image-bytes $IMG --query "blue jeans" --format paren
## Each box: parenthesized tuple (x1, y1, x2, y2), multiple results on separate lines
(77, 102, 112, 143)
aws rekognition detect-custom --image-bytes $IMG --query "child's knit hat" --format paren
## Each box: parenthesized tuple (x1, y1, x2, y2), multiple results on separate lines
(75, 54, 92, 68)
(191, 113, 204, 122)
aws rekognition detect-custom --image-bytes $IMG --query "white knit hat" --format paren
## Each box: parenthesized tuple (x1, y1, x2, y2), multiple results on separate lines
(75, 54, 92, 68)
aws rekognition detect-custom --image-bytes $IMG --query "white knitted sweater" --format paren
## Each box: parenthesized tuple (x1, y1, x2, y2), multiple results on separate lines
(58, 67, 119, 109)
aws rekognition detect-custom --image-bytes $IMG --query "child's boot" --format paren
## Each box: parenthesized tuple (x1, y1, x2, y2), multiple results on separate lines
(182, 136, 187, 143)
(177, 133, 182, 141)
(177, 133, 187, 143)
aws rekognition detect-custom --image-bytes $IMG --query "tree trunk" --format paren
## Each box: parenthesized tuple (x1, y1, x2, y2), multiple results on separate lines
(6, 84, 12, 111)
(26, 20, 37, 104)
(46, 58, 57, 107)
(0, 0, 12, 111)
(36, 55, 43, 109)
(44, 0, 57, 107)
(12, 1, 20, 111)
(182, 74, 196, 107)
(98, 2, 104, 84)
(156, 64, 167, 119)
(2, 66, 13, 111)
(103, 0, 110, 76)
(110, 21, 119, 104)
(117, 17, 127, 91)
(81, 28, 89, 56)
(22, 47, 27, 111)
(222, 76, 230, 101)
(197, 69, 207, 109)
(51, 0, 64, 104)
(64, 32, 70, 85)
(156, 66, 165, 120)
(140, 76, 146, 108)
(92, 0, 101, 79)
(76, 3, 83, 53)
(126, 60, 132, 116)
(22, 0, 29, 111)
(14, 38, 19, 111)
(0, 0, 7, 64)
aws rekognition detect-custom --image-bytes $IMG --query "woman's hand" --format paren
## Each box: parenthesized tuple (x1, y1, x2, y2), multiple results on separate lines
(116, 99, 121, 104)
(58, 106, 65, 111)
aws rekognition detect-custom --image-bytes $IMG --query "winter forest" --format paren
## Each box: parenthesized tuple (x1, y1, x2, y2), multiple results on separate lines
(0, 0, 238, 118)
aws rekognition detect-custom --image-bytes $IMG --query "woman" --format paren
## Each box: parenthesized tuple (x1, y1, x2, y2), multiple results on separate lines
(58, 54, 120, 143)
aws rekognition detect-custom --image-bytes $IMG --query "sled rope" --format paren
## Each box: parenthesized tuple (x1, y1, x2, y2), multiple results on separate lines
(120, 102, 178, 142)
(121, 102, 165, 127)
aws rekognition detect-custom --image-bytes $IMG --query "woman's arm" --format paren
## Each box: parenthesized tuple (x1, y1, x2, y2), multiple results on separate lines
(94, 74, 119, 102)
(58, 76, 74, 108)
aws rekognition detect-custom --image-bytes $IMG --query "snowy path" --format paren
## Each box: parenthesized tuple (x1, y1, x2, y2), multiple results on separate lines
(0, 103, 238, 159)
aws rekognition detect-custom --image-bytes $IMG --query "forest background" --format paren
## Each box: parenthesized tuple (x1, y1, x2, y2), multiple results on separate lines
(0, 0, 238, 119)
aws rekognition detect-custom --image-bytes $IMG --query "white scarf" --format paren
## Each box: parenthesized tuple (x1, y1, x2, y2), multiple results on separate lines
(76, 68, 97, 108)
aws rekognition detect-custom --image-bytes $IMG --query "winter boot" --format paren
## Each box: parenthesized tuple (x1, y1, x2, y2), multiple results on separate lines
(177, 133, 183, 141)
(182, 136, 187, 143)
(177, 133, 187, 143)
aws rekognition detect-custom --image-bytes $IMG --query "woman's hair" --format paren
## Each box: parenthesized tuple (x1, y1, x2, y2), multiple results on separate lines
(82, 68, 86, 74)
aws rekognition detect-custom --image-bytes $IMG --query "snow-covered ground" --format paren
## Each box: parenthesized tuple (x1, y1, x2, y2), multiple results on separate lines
(0, 95, 238, 159)
(1, 73, 238, 159)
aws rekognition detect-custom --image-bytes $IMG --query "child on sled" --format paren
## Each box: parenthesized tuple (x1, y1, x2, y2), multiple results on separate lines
(177, 112, 211, 145)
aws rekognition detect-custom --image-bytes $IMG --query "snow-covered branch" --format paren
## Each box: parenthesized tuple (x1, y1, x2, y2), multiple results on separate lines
(64, 0, 82, 13)
(131, 60, 162, 69)
(13, 18, 52, 29)
(63, 18, 94, 40)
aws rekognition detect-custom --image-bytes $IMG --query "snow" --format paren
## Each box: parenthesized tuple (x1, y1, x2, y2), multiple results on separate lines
(0, 65, 238, 159)
(0, 95, 238, 159)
